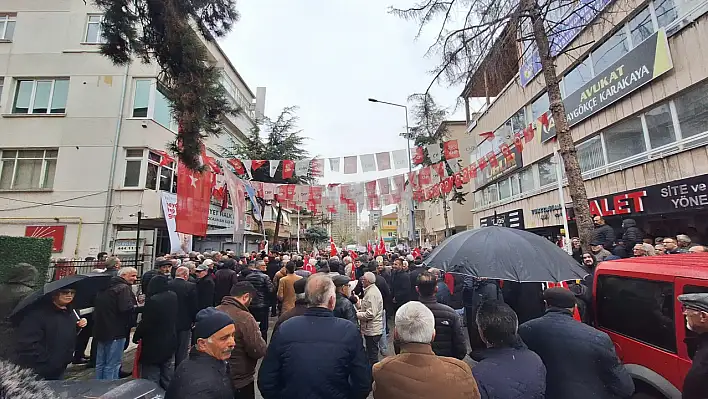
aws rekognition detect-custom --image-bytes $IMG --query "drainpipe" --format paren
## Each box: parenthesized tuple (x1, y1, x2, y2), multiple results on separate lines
(100, 64, 131, 251)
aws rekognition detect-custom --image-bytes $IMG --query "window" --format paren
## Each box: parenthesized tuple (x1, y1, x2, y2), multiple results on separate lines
(124, 149, 143, 187)
(387, 232, 393, 237)
(674, 81, 708, 138)
(84, 15, 105, 44)
(510, 174, 520, 196)
(132, 80, 150, 118)
(0, 149, 58, 190)
(387, 220, 393, 226)
(644, 103, 676, 148)
(519, 168, 534, 193)
(603, 117, 647, 163)
(12, 79, 69, 114)
(592, 28, 629, 75)
(596, 276, 676, 353)
(629, 8, 655, 46)
(531, 93, 549, 122)
(510, 108, 527, 132)
(563, 59, 593, 97)
(538, 157, 557, 186)
(577, 135, 605, 172)
(145, 151, 176, 193)
(654, 0, 678, 28)
(499, 178, 511, 200)
(487, 183, 499, 203)
(0, 14, 15, 41)
(132, 79, 178, 132)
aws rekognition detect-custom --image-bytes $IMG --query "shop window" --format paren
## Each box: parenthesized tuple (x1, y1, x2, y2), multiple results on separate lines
(531, 93, 549, 122)
(577, 135, 605, 172)
(538, 157, 557, 187)
(603, 117, 647, 163)
(654, 0, 678, 28)
(123, 149, 143, 187)
(644, 103, 676, 148)
(674, 81, 708, 138)
(499, 178, 511, 200)
(563, 58, 593, 97)
(596, 275, 676, 353)
(519, 168, 534, 193)
(0, 149, 58, 190)
(592, 28, 630, 75)
(629, 7, 655, 46)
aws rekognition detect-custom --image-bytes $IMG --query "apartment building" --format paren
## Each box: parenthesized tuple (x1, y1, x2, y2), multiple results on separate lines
(0, 0, 263, 259)
(462, 0, 708, 243)
(380, 211, 397, 243)
(331, 204, 358, 245)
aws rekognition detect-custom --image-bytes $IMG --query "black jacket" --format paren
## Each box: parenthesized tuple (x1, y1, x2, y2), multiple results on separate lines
(134, 276, 178, 365)
(519, 308, 634, 399)
(195, 274, 215, 312)
(419, 295, 467, 360)
(472, 345, 546, 399)
(213, 268, 239, 306)
(239, 268, 273, 309)
(141, 269, 163, 296)
(683, 332, 708, 399)
(165, 349, 234, 399)
(13, 300, 78, 379)
(168, 278, 198, 332)
(593, 224, 616, 250)
(93, 276, 137, 342)
(333, 293, 358, 326)
(435, 281, 452, 306)
(621, 218, 642, 249)
(266, 260, 281, 280)
(391, 270, 411, 306)
(409, 266, 425, 294)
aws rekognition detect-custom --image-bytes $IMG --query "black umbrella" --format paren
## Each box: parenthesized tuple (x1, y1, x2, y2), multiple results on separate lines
(9, 272, 112, 320)
(423, 226, 588, 282)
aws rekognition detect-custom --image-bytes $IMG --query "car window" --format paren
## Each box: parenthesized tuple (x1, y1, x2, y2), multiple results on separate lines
(597, 275, 676, 353)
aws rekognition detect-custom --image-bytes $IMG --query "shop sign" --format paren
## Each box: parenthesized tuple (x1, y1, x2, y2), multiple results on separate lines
(25, 225, 66, 252)
(208, 205, 234, 228)
(531, 204, 563, 215)
(480, 209, 525, 229)
(541, 28, 673, 143)
(587, 175, 708, 217)
(475, 146, 523, 189)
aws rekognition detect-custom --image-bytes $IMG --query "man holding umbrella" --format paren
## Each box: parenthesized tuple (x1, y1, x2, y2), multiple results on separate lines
(13, 287, 87, 380)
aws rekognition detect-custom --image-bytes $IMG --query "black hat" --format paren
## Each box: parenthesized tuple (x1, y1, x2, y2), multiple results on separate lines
(543, 287, 577, 308)
(332, 275, 350, 287)
(678, 293, 708, 313)
(155, 259, 172, 268)
(590, 241, 603, 247)
(193, 307, 234, 340)
(293, 278, 308, 294)
(230, 282, 257, 297)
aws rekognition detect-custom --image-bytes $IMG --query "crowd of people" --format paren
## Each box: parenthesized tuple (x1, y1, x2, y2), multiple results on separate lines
(0, 234, 706, 399)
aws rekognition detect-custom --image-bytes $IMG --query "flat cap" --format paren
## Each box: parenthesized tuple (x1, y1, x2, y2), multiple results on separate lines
(332, 275, 351, 287)
(543, 287, 577, 309)
(678, 293, 708, 313)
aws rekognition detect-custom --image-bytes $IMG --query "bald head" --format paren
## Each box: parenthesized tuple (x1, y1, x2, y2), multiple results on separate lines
(305, 274, 336, 310)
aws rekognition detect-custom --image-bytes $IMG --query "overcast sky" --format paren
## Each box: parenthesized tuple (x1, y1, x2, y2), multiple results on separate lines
(219, 0, 467, 185)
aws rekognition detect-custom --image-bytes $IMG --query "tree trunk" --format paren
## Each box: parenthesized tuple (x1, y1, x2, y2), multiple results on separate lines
(272, 203, 282, 244)
(442, 196, 451, 238)
(527, 0, 594, 253)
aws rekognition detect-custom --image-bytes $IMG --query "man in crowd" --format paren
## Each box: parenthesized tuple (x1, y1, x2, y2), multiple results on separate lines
(592, 216, 615, 251)
(333, 275, 358, 325)
(133, 275, 178, 390)
(590, 241, 612, 262)
(391, 257, 411, 315)
(472, 300, 546, 399)
(372, 301, 480, 399)
(165, 307, 236, 399)
(93, 267, 138, 380)
(357, 272, 384, 366)
(14, 287, 87, 380)
(194, 263, 215, 311)
(428, 268, 451, 306)
(663, 237, 686, 254)
(416, 271, 466, 360)
(258, 273, 371, 399)
(678, 234, 694, 251)
(621, 218, 643, 251)
(214, 258, 239, 305)
(277, 261, 302, 314)
(272, 277, 308, 335)
(141, 259, 172, 296)
(689, 245, 707, 253)
(216, 282, 267, 399)
(678, 292, 708, 399)
(239, 259, 274, 341)
(519, 287, 634, 399)
(169, 266, 198, 368)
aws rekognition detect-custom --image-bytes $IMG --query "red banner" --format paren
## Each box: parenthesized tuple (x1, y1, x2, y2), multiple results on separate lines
(281, 160, 295, 179)
(443, 140, 460, 160)
(418, 166, 432, 185)
(176, 163, 212, 236)
(432, 162, 446, 179)
(412, 147, 425, 165)
(25, 225, 66, 252)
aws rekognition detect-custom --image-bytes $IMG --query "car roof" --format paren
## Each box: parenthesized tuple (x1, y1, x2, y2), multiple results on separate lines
(596, 254, 708, 280)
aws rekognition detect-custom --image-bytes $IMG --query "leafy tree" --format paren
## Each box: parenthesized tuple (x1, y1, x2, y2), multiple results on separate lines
(222, 106, 313, 243)
(392, 0, 607, 250)
(408, 93, 467, 238)
(304, 226, 329, 246)
(93, 0, 240, 170)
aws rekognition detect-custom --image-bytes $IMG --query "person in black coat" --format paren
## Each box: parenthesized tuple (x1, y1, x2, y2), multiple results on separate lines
(592, 216, 616, 251)
(519, 288, 634, 399)
(194, 264, 215, 312)
(333, 275, 358, 326)
(390, 258, 411, 314)
(239, 261, 274, 342)
(133, 275, 178, 390)
(464, 277, 504, 358)
(621, 218, 642, 251)
(473, 300, 546, 399)
(168, 266, 198, 369)
(141, 260, 172, 296)
(678, 293, 708, 399)
(14, 288, 87, 380)
(213, 259, 239, 306)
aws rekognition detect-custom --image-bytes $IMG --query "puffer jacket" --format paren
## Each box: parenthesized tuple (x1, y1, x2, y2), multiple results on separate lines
(419, 295, 467, 360)
(621, 218, 642, 249)
(0, 263, 37, 360)
(333, 293, 358, 326)
(239, 268, 273, 309)
(472, 344, 546, 399)
(356, 283, 384, 336)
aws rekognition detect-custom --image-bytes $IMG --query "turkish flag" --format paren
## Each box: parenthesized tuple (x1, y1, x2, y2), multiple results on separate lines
(176, 163, 211, 236)
(282, 160, 295, 179)
(330, 236, 338, 257)
(228, 158, 246, 175)
(153, 150, 174, 167)
(487, 152, 499, 168)
(443, 140, 460, 159)
(500, 143, 514, 162)
(412, 147, 425, 165)
(523, 124, 535, 143)
(513, 132, 524, 153)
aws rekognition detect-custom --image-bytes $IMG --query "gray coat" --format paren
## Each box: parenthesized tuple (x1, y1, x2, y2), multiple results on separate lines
(0, 264, 38, 360)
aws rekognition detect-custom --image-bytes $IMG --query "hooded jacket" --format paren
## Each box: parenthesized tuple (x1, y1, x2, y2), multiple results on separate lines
(134, 275, 178, 365)
(621, 219, 642, 249)
(93, 276, 137, 342)
(0, 359, 59, 399)
(0, 263, 37, 360)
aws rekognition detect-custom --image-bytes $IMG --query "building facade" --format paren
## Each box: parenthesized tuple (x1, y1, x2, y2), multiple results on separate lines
(0, 0, 262, 259)
(462, 0, 708, 243)
(331, 205, 358, 245)
(380, 211, 397, 243)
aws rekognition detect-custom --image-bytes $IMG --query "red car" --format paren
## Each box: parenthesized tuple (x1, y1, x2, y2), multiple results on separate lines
(593, 254, 708, 398)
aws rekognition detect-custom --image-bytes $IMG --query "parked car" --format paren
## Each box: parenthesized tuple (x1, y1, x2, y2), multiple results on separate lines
(593, 254, 708, 398)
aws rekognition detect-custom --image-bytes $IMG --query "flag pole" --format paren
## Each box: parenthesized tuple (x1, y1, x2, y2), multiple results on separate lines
(297, 210, 300, 253)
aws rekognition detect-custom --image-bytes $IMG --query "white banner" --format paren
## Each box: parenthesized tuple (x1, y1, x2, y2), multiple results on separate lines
(360, 154, 376, 172)
(391, 149, 408, 169)
(161, 192, 193, 254)
(295, 160, 310, 176)
(269, 160, 280, 178)
(426, 143, 443, 164)
(224, 168, 246, 240)
(329, 157, 341, 172)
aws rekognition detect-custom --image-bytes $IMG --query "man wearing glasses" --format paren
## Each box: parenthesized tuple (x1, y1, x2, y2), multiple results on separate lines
(14, 288, 87, 380)
(678, 293, 708, 399)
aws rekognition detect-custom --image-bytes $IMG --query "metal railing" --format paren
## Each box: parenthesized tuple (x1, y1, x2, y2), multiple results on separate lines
(45, 257, 147, 283)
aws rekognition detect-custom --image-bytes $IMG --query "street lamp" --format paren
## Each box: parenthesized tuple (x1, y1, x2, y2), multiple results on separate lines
(368, 97, 416, 246)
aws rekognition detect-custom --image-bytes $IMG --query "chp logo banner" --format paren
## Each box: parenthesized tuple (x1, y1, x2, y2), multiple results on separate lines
(25, 225, 66, 252)
(161, 192, 193, 254)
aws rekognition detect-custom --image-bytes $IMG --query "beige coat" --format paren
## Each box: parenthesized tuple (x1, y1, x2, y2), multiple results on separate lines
(356, 283, 384, 336)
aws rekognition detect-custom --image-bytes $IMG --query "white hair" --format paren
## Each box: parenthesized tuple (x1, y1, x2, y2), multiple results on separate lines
(343, 256, 352, 264)
(395, 301, 435, 344)
(363, 271, 376, 284)
(305, 274, 336, 308)
(176, 266, 189, 277)
(117, 267, 137, 277)
(677, 234, 692, 244)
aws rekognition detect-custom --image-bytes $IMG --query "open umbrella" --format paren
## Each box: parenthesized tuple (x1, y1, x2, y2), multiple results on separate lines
(9, 272, 112, 320)
(423, 226, 588, 282)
